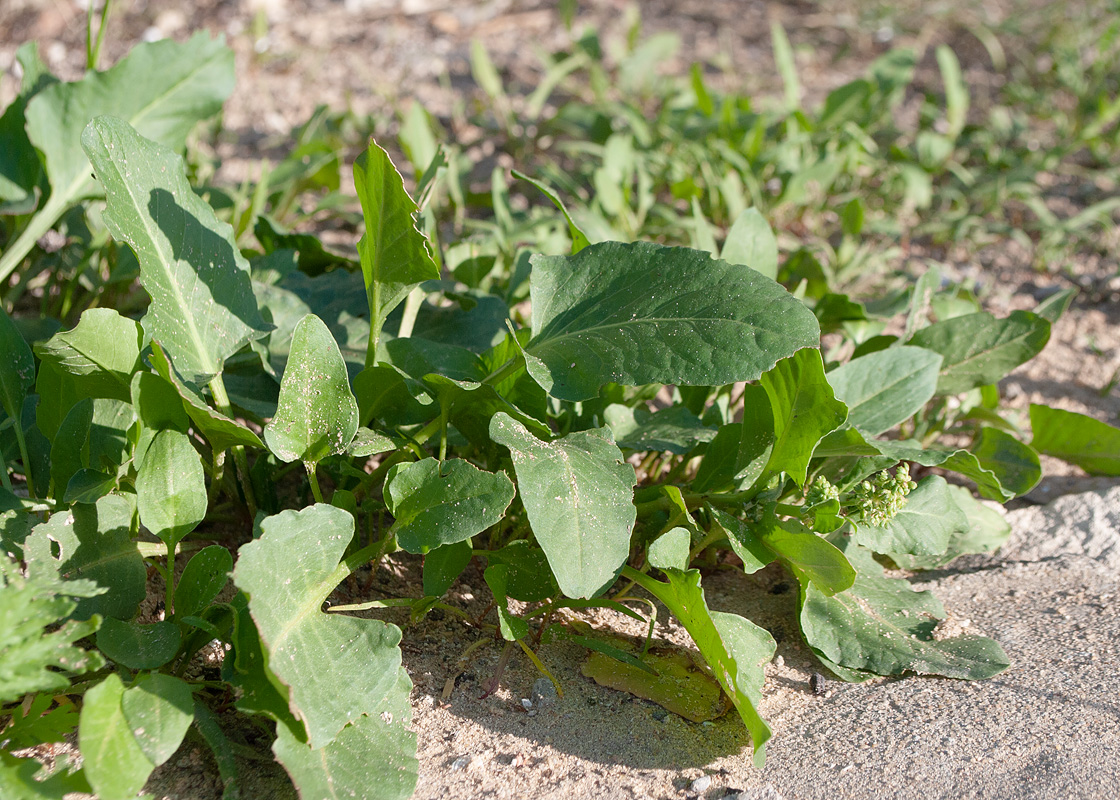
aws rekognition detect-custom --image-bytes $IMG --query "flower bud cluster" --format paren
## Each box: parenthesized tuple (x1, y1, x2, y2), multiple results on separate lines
(850, 463, 917, 527)
(805, 475, 840, 507)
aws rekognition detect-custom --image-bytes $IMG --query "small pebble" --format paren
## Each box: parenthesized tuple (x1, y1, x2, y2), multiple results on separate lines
(652, 709, 669, 722)
(450, 755, 470, 771)
(531, 677, 558, 706)
(520, 698, 533, 710)
(690, 774, 712, 793)
(810, 672, 827, 695)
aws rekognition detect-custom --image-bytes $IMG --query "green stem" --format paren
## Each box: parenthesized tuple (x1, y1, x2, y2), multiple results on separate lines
(11, 421, 37, 499)
(208, 374, 258, 518)
(0, 194, 72, 298)
(306, 461, 324, 504)
(0, 446, 12, 492)
(86, 0, 114, 70)
(165, 544, 176, 617)
(482, 354, 526, 387)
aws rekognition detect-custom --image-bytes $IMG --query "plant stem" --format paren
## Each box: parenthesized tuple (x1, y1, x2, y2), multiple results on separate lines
(11, 421, 37, 498)
(306, 461, 324, 504)
(482, 354, 526, 387)
(397, 286, 426, 339)
(86, 0, 114, 71)
(0, 447, 12, 492)
(164, 543, 176, 617)
(207, 373, 258, 518)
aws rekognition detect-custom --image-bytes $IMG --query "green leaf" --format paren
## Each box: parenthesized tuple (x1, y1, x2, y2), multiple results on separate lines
(121, 673, 194, 768)
(753, 515, 855, 595)
(34, 309, 143, 403)
(648, 527, 691, 572)
(95, 618, 181, 670)
(489, 413, 636, 599)
(800, 541, 1009, 679)
(908, 310, 1050, 395)
(0, 751, 92, 800)
(524, 241, 820, 401)
(174, 545, 233, 619)
(385, 457, 515, 554)
(0, 555, 104, 705)
(0, 33, 234, 284)
(83, 116, 270, 386)
(604, 404, 716, 455)
(708, 508, 774, 574)
(827, 346, 942, 436)
(348, 427, 396, 458)
(851, 476, 969, 556)
(1030, 404, 1120, 475)
(353, 139, 440, 359)
(692, 385, 775, 493)
(50, 399, 93, 500)
(484, 540, 559, 602)
(0, 307, 35, 423)
(79, 674, 155, 800)
(0, 43, 53, 211)
(136, 429, 206, 547)
(149, 342, 264, 453)
(970, 427, 1041, 496)
(719, 208, 778, 280)
(233, 504, 411, 750)
(24, 494, 145, 620)
(625, 567, 774, 766)
(762, 348, 848, 486)
(889, 485, 1011, 570)
(512, 169, 591, 254)
(483, 564, 530, 641)
(264, 314, 358, 464)
(224, 592, 300, 731)
(422, 540, 473, 598)
(271, 670, 417, 800)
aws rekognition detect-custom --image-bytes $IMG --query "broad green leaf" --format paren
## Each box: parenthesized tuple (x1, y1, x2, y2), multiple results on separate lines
(483, 564, 530, 641)
(827, 346, 942, 436)
(692, 385, 775, 493)
(264, 314, 358, 464)
(353, 139, 440, 359)
(753, 515, 855, 595)
(868, 439, 1027, 502)
(0, 43, 54, 211)
(95, 618, 181, 670)
(121, 674, 194, 768)
(490, 413, 636, 599)
(889, 485, 1011, 570)
(908, 310, 1050, 395)
(524, 241, 820, 401)
(0, 33, 233, 283)
(79, 674, 155, 800)
(130, 370, 189, 468)
(420, 373, 552, 447)
(233, 504, 410, 749)
(24, 494, 145, 620)
(354, 365, 434, 428)
(626, 567, 774, 766)
(720, 208, 778, 280)
(348, 427, 396, 458)
(801, 541, 1009, 679)
(50, 399, 93, 500)
(0, 751, 92, 800)
(762, 348, 848, 486)
(136, 429, 206, 547)
(1030, 404, 1120, 475)
(851, 476, 969, 556)
(0, 307, 35, 422)
(149, 342, 264, 453)
(422, 540, 474, 598)
(63, 470, 118, 505)
(385, 457, 515, 554)
(32, 359, 82, 442)
(83, 116, 270, 385)
(272, 669, 417, 800)
(0, 555, 104, 704)
(1034, 288, 1077, 323)
(224, 592, 300, 731)
(708, 508, 774, 574)
(604, 404, 716, 455)
(174, 545, 232, 619)
(34, 309, 143, 403)
(484, 540, 559, 602)
(971, 427, 1041, 496)
(648, 527, 691, 572)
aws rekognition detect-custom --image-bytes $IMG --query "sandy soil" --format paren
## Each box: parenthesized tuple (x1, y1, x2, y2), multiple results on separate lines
(2, 2, 1119, 799)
